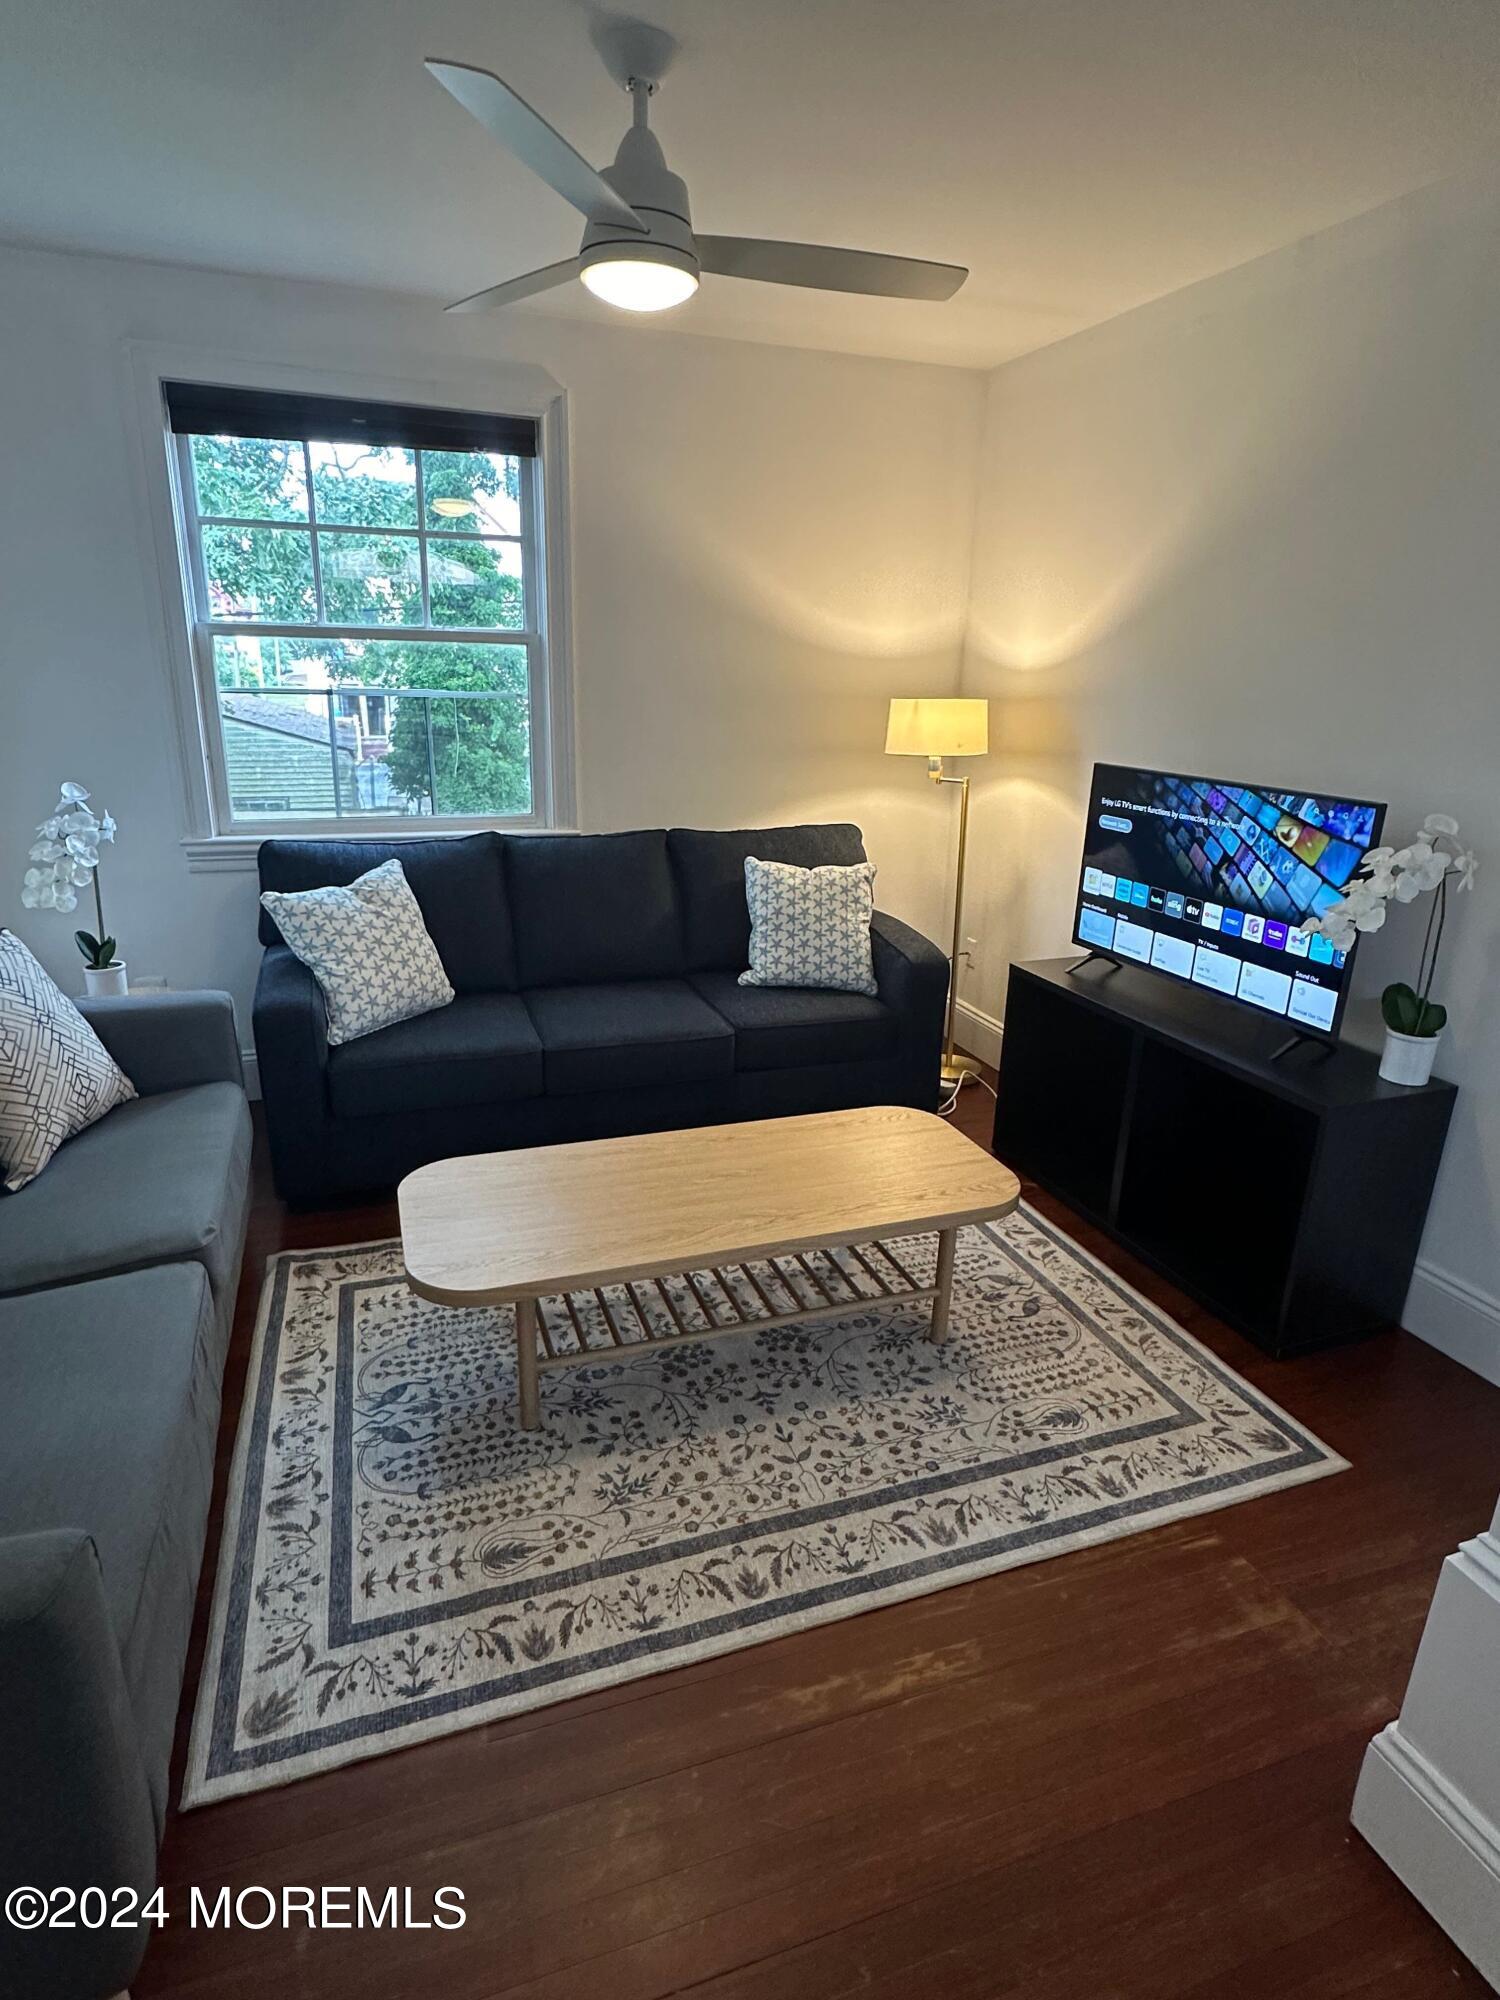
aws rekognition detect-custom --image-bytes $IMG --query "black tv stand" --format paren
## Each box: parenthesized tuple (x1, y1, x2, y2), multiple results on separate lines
(992, 957, 1455, 1356)
(1268, 1029, 1336, 1065)
(1066, 951, 1122, 978)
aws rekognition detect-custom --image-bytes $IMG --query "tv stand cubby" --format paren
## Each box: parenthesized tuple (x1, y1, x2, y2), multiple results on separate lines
(991, 958, 1456, 1357)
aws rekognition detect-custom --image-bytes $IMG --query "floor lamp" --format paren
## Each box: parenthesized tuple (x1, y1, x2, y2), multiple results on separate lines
(885, 697, 990, 1092)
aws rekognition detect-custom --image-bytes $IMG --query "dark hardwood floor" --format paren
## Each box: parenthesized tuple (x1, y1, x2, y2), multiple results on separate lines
(135, 1079, 1498, 1998)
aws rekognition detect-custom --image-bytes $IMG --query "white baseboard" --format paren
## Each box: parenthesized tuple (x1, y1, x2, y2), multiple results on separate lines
(1404, 1260, 1500, 1388)
(953, 998, 1003, 1068)
(1352, 1527, 1500, 1988)
(1354, 1724, 1500, 1987)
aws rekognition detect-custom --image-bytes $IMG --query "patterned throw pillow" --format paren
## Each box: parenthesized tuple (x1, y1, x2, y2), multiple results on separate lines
(739, 857, 879, 997)
(0, 931, 137, 1192)
(259, 859, 454, 1046)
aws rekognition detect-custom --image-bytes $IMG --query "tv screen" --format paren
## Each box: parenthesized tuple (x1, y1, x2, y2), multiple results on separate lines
(1072, 763, 1386, 1038)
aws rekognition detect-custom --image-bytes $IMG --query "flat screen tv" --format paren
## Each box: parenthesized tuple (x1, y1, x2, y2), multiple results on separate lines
(1072, 763, 1386, 1039)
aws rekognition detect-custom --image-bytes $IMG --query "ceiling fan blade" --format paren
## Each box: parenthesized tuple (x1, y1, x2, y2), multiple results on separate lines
(425, 59, 646, 234)
(444, 259, 582, 314)
(696, 236, 967, 301)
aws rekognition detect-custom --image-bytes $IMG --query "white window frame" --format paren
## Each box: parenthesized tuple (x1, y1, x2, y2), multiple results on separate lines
(123, 345, 576, 868)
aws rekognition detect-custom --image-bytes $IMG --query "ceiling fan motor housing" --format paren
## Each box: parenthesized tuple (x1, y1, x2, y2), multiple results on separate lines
(580, 119, 699, 284)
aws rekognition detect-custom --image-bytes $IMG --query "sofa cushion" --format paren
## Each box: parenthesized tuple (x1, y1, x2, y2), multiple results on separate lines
(690, 973, 899, 1072)
(506, 831, 685, 988)
(524, 980, 735, 1096)
(328, 994, 544, 1118)
(0, 1262, 222, 1825)
(257, 833, 517, 993)
(667, 824, 868, 972)
(0, 1082, 250, 1309)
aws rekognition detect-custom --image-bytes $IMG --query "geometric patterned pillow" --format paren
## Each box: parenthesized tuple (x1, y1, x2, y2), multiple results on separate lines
(258, 858, 455, 1047)
(0, 930, 137, 1192)
(738, 856, 879, 998)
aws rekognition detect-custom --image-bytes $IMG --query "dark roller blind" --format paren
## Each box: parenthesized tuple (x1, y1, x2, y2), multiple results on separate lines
(163, 381, 537, 457)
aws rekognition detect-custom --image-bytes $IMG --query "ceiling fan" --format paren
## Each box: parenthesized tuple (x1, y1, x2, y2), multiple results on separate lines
(424, 58, 968, 315)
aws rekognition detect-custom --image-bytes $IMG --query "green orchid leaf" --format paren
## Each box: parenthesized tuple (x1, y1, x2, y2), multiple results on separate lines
(1382, 983, 1420, 1033)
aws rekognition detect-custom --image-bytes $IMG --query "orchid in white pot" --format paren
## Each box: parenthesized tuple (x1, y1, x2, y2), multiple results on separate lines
(20, 782, 127, 995)
(1301, 813, 1476, 1085)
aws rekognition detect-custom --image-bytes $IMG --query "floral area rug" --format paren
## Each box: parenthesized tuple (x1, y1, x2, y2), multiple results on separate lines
(184, 1206, 1345, 1803)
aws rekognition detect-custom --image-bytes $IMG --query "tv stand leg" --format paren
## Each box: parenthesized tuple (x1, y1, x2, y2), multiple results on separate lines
(1067, 951, 1122, 978)
(1270, 1030, 1335, 1064)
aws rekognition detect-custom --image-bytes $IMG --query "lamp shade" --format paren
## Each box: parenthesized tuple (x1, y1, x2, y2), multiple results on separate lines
(884, 697, 989, 758)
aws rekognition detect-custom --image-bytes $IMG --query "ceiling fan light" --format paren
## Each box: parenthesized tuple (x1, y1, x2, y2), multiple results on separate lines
(579, 243, 698, 313)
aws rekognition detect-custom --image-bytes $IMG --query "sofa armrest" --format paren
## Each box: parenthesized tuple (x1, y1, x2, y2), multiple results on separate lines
(77, 989, 242, 1096)
(871, 910, 949, 1013)
(252, 947, 332, 1207)
(871, 911, 948, 1110)
(0, 1531, 159, 1999)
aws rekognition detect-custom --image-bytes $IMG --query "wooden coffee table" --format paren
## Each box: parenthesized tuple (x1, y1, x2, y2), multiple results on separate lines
(399, 1105, 1021, 1428)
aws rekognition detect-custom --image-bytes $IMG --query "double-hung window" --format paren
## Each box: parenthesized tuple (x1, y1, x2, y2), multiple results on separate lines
(164, 382, 558, 832)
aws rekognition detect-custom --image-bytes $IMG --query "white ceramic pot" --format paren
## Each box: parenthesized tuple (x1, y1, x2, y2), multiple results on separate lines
(1379, 1025, 1441, 1087)
(83, 961, 128, 999)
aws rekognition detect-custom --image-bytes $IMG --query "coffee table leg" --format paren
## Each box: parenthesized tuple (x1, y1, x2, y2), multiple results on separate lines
(516, 1296, 540, 1429)
(929, 1227, 958, 1343)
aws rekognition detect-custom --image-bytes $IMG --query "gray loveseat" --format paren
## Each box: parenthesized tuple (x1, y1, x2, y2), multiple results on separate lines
(0, 991, 252, 2000)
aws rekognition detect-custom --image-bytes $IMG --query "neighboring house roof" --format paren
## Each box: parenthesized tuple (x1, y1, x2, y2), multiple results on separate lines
(220, 691, 357, 751)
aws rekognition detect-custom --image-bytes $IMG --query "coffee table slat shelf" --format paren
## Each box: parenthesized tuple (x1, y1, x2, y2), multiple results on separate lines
(400, 1107, 1021, 1428)
(535, 1238, 940, 1366)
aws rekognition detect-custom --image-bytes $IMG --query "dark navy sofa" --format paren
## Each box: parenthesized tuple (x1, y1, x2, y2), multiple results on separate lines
(253, 823, 947, 1207)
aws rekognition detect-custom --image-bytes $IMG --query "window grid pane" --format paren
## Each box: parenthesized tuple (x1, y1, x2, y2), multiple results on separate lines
(180, 419, 544, 826)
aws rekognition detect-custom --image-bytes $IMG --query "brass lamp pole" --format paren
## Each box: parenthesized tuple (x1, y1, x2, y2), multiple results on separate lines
(885, 698, 990, 1092)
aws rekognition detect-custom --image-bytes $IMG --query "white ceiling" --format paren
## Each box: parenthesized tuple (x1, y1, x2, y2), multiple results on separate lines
(4, 0, 1500, 368)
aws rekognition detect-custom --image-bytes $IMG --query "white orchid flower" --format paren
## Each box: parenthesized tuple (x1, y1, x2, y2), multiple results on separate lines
(1450, 847, 1478, 891)
(1423, 812, 1460, 838)
(1341, 880, 1385, 912)
(1403, 843, 1450, 895)
(35, 815, 62, 839)
(1353, 900, 1388, 934)
(1317, 907, 1359, 947)
(1358, 847, 1399, 896)
(58, 781, 90, 803)
(28, 838, 64, 862)
(52, 889, 78, 913)
(20, 884, 42, 910)
(65, 833, 99, 862)
(97, 812, 116, 843)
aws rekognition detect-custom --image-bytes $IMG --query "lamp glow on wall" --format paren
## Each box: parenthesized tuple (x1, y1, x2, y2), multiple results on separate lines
(885, 697, 990, 1092)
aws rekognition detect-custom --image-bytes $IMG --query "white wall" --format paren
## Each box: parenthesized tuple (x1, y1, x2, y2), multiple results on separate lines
(7, 182, 1498, 1368)
(0, 240, 982, 1046)
(962, 170, 1500, 1371)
